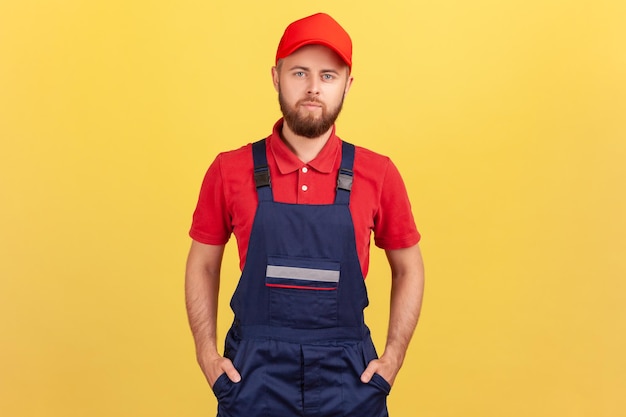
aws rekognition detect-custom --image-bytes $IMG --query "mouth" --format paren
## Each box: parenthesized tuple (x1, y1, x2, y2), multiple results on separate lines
(299, 101, 323, 111)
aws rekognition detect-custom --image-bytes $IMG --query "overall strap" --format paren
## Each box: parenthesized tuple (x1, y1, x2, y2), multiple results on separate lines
(252, 139, 273, 202)
(335, 141, 355, 205)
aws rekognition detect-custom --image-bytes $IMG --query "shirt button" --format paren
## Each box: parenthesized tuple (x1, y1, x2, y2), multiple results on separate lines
(301, 185, 308, 192)
(302, 167, 308, 173)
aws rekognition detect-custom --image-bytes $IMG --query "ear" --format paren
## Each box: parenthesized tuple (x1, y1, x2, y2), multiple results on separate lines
(344, 75, 354, 96)
(271, 66, 280, 92)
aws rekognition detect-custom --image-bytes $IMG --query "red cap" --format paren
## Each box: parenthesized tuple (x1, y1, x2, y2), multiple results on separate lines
(276, 13, 352, 70)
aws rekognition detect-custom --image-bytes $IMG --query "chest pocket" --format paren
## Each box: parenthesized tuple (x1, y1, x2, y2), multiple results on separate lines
(266, 256, 339, 328)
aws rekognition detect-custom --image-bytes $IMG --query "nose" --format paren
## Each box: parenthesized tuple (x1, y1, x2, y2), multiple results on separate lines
(307, 76, 320, 96)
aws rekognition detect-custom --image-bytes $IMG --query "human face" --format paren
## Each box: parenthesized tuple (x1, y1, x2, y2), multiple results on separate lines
(272, 45, 353, 138)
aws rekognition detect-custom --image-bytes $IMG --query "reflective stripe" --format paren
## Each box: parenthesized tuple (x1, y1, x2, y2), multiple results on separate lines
(266, 265, 340, 283)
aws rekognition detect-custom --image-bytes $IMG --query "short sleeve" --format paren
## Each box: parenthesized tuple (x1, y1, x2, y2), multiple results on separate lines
(189, 154, 232, 245)
(373, 160, 421, 249)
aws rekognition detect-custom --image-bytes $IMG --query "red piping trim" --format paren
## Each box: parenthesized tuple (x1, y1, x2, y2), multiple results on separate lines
(265, 283, 337, 291)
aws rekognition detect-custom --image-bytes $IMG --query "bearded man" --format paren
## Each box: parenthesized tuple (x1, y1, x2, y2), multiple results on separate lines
(185, 13, 425, 417)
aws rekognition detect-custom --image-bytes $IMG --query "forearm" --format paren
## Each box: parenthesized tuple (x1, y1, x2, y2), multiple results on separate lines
(383, 261, 424, 366)
(186, 270, 219, 358)
(361, 245, 424, 385)
(382, 244, 425, 369)
(185, 241, 241, 386)
(185, 242, 224, 361)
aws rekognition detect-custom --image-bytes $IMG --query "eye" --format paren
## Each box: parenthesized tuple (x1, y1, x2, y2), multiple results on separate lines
(294, 71, 306, 77)
(322, 73, 335, 81)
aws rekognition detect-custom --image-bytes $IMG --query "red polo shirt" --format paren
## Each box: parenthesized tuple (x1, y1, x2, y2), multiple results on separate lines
(190, 119, 420, 278)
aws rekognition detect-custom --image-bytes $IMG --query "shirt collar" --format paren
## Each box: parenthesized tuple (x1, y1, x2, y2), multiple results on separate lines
(268, 118, 341, 174)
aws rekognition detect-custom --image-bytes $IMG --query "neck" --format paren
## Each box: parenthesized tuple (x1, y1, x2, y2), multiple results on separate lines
(280, 122, 333, 164)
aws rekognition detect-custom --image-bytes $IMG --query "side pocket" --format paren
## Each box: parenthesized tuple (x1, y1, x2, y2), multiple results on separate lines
(361, 338, 392, 395)
(341, 342, 391, 416)
(212, 332, 243, 400)
(211, 373, 232, 400)
(369, 373, 391, 395)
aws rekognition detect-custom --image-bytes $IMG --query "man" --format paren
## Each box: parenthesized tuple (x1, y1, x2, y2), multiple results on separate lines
(186, 13, 424, 417)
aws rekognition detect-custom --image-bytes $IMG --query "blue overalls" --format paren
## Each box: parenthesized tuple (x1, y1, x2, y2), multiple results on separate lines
(211, 139, 391, 417)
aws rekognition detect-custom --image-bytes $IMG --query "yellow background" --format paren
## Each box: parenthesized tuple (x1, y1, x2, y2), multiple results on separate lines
(1, 0, 625, 416)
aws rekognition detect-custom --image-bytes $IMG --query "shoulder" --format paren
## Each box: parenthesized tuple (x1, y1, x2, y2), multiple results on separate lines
(350, 143, 410, 203)
(198, 143, 256, 191)
(214, 143, 254, 165)
(353, 144, 391, 167)
(352, 144, 397, 183)
(208, 143, 255, 177)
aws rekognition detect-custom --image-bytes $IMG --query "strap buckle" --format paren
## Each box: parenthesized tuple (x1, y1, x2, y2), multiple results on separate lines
(337, 167, 353, 191)
(254, 165, 271, 188)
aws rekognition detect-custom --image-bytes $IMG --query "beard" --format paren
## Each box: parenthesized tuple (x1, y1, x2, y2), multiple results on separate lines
(278, 88, 345, 139)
